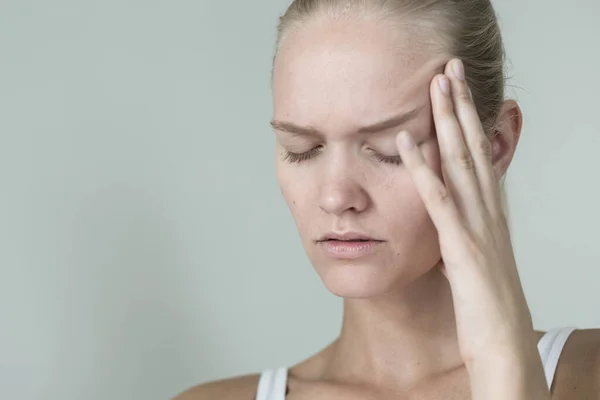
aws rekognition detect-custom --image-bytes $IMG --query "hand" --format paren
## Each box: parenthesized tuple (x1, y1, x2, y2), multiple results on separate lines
(395, 59, 548, 398)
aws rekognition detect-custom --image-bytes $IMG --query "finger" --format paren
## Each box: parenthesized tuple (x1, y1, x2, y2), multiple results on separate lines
(396, 131, 464, 237)
(436, 259, 448, 280)
(446, 59, 502, 216)
(431, 73, 485, 224)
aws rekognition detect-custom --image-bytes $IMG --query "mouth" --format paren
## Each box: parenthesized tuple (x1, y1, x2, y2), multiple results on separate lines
(318, 231, 383, 242)
(317, 232, 384, 259)
(323, 238, 373, 242)
(321, 237, 384, 245)
(318, 239, 383, 259)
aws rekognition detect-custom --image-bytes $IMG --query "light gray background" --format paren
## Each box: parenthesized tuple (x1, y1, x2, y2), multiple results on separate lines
(1, 1, 599, 399)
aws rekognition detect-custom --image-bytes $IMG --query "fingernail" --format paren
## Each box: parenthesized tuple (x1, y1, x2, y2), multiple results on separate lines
(439, 76, 450, 95)
(453, 59, 465, 81)
(399, 131, 415, 150)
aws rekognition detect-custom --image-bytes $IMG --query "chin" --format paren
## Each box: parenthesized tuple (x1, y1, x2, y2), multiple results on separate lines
(316, 261, 401, 299)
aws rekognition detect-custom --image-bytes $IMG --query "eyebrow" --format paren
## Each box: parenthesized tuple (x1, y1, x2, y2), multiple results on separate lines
(270, 105, 425, 137)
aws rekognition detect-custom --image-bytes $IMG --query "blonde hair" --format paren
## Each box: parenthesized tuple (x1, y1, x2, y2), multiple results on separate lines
(272, 0, 512, 222)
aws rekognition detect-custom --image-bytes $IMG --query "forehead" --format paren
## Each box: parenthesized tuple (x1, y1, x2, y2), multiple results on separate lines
(272, 17, 445, 130)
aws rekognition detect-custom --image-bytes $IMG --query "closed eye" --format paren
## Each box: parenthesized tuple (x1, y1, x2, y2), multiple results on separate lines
(371, 152, 402, 165)
(282, 147, 402, 165)
(282, 147, 323, 163)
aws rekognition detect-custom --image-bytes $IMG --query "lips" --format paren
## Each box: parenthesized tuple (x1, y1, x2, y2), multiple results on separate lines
(318, 236, 384, 259)
(326, 239, 370, 242)
(318, 231, 382, 242)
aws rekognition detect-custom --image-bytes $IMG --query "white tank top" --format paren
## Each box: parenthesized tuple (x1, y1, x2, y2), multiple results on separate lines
(255, 326, 576, 400)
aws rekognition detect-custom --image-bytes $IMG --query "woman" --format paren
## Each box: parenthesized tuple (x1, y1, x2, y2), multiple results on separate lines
(176, 0, 600, 398)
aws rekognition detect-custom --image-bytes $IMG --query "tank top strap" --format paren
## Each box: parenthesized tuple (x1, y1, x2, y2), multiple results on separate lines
(255, 367, 288, 400)
(537, 326, 577, 390)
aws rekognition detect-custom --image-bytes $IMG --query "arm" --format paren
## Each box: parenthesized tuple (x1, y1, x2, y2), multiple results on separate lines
(467, 343, 550, 400)
(395, 58, 550, 400)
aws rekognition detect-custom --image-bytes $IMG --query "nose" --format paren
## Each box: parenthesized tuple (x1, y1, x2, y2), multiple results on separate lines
(319, 178, 369, 216)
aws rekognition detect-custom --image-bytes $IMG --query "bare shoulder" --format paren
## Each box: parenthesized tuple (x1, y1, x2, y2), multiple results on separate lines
(553, 328, 600, 399)
(172, 373, 261, 400)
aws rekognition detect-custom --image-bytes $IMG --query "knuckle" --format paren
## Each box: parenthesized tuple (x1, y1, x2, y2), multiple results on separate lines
(438, 100, 455, 117)
(454, 152, 476, 170)
(457, 91, 472, 103)
(429, 184, 452, 204)
(438, 106, 454, 119)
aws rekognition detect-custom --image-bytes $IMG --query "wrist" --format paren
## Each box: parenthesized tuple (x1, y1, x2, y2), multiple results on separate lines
(466, 351, 550, 400)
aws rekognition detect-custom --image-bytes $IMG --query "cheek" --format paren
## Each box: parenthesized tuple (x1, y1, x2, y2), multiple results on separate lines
(278, 175, 296, 208)
(381, 186, 440, 269)
(278, 172, 318, 244)
(276, 163, 311, 215)
(380, 180, 431, 229)
(378, 166, 438, 249)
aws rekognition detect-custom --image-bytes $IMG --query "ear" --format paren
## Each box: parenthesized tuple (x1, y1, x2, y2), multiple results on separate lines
(490, 100, 523, 180)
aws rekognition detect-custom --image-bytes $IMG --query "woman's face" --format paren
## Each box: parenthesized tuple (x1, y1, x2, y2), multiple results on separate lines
(272, 17, 449, 298)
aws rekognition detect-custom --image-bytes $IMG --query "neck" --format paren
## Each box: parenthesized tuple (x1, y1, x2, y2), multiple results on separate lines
(323, 267, 464, 391)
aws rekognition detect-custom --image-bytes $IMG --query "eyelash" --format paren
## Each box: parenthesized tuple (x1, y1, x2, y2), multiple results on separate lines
(283, 147, 323, 163)
(283, 147, 402, 165)
(371, 152, 403, 166)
